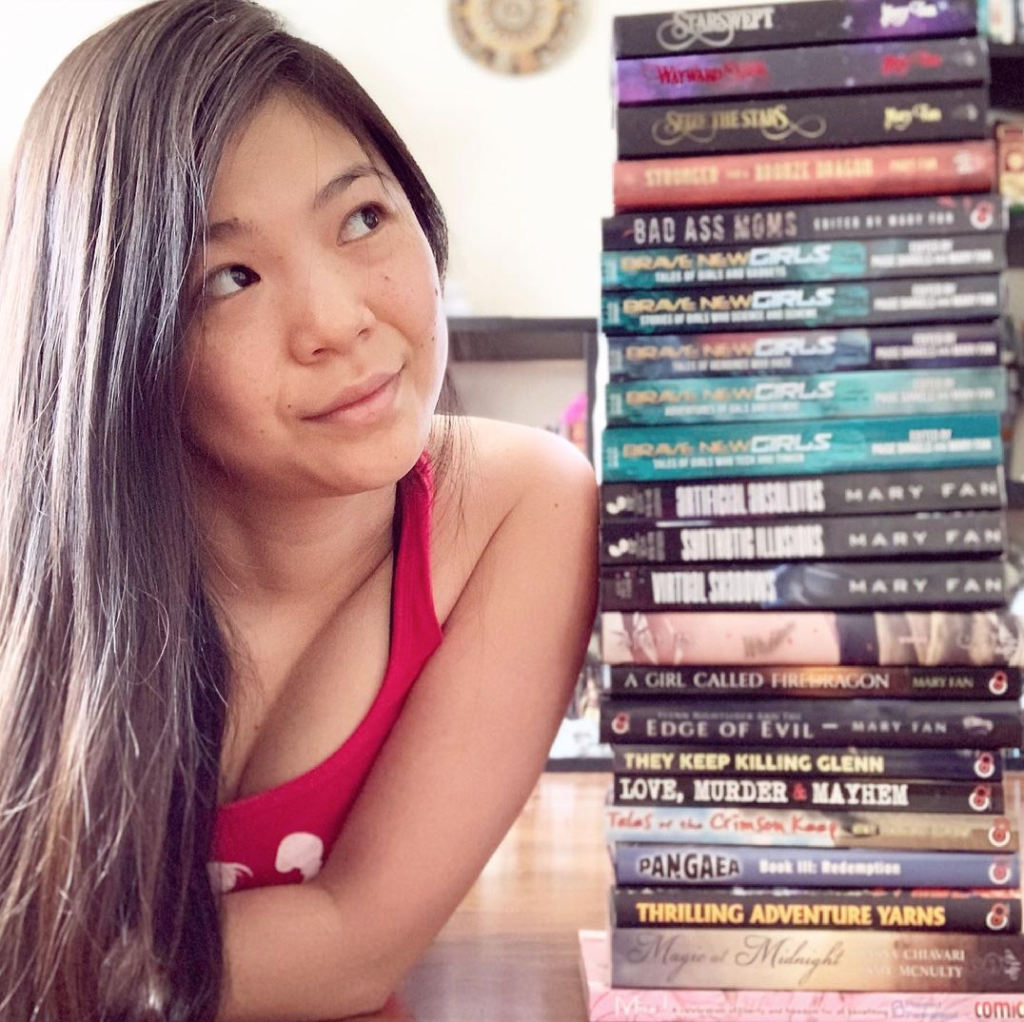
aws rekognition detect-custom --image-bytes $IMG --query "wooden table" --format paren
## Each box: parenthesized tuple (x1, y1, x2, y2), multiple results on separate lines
(362, 772, 612, 1022)
(361, 771, 1023, 1022)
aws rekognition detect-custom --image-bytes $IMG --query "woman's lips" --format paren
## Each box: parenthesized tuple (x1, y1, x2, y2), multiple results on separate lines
(306, 371, 401, 426)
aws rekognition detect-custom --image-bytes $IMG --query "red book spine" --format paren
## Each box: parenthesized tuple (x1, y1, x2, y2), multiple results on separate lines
(614, 141, 995, 212)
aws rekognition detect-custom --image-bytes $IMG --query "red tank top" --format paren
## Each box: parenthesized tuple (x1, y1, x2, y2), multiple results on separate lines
(208, 455, 442, 894)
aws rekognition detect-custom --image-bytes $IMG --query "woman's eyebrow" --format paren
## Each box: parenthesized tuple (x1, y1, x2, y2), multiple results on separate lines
(204, 161, 391, 243)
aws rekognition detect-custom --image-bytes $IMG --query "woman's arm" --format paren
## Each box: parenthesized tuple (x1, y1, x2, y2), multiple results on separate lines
(216, 422, 598, 1022)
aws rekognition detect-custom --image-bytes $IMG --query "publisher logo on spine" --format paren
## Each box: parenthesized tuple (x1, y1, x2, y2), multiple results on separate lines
(989, 860, 1013, 885)
(611, 711, 630, 736)
(880, 2, 941, 29)
(975, 752, 997, 779)
(970, 199, 996, 231)
(986, 902, 1012, 931)
(988, 670, 1010, 696)
(988, 817, 1013, 849)
(969, 784, 993, 812)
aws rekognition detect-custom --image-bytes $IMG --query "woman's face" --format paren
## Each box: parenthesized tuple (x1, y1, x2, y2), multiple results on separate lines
(182, 92, 447, 498)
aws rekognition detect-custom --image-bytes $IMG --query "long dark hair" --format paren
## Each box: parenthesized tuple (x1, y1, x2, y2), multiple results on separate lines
(0, 2, 448, 1017)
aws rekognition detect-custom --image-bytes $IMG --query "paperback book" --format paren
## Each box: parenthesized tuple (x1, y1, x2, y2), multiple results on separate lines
(612, 746, 1005, 781)
(578, 928, 1024, 1022)
(615, 37, 988, 104)
(602, 195, 1004, 251)
(599, 609, 1024, 666)
(611, 886, 1021, 931)
(616, 88, 988, 158)
(601, 465, 1007, 520)
(605, 324, 1004, 379)
(604, 368, 1007, 426)
(612, 843, 1019, 889)
(606, 663, 1020, 699)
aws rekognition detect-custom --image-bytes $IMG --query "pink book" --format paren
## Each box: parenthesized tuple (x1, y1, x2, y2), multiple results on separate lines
(578, 929, 1024, 1022)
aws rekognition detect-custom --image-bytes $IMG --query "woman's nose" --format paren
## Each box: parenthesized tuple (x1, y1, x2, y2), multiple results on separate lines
(285, 258, 377, 362)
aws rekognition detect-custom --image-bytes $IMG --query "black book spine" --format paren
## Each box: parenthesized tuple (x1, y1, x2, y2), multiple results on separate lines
(600, 561, 1010, 611)
(612, 886, 1021, 932)
(601, 465, 1006, 521)
(612, 745, 1005, 781)
(611, 774, 1004, 814)
(613, 0, 979, 59)
(616, 89, 988, 158)
(602, 195, 1004, 251)
(606, 663, 1021, 700)
(601, 511, 1006, 565)
(600, 698, 1024, 749)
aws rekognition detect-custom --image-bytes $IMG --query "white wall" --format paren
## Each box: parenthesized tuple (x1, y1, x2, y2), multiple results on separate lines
(1, 0, 781, 319)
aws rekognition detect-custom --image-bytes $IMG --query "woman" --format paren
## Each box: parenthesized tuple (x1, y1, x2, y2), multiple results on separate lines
(0, 2, 598, 1019)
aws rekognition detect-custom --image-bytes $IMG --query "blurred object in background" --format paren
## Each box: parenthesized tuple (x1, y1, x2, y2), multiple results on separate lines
(558, 391, 589, 457)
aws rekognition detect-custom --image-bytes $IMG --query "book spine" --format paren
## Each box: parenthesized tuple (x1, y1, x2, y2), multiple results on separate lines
(609, 928, 1023, 991)
(601, 237, 1005, 291)
(616, 89, 988, 159)
(600, 698, 1023, 749)
(601, 414, 1003, 482)
(612, 746, 1005, 781)
(615, 37, 989, 105)
(612, 844, 1018, 889)
(604, 805, 1018, 852)
(607, 663, 1021, 700)
(602, 195, 1004, 251)
(600, 277, 1002, 336)
(606, 325, 1004, 379)
(601, 465, 1006, 520)
(580, 930, 1024, 1022)
(601, 511, 1007, 565)
(605, 368, 1007, 427)
(599, 609, 1024, 667)
(611, 775, 1004, 814)
(612, 1, 979, 59)
(611, 886, 1021, 931)
(600, 561, 1010, 611)
(613, 141, 995, 211)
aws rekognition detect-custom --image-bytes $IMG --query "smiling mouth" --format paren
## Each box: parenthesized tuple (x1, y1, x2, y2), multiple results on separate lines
(306, 371, 401, 425)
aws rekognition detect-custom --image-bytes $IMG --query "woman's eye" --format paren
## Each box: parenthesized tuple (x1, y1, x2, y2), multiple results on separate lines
(207, 264, 260, 299)
(340, 204, 386, 242)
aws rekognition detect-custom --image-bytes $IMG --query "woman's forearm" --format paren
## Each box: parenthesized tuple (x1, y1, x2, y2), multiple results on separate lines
(217, 881, 394, 1022)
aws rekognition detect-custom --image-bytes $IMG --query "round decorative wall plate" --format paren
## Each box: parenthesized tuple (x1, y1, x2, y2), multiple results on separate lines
(449, 0, 579, 75)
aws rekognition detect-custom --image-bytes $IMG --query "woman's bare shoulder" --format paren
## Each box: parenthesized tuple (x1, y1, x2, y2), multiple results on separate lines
(428, 415, 597, 624)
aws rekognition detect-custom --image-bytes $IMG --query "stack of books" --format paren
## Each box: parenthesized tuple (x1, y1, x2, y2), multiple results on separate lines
(586, 0, 1024, 1017)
